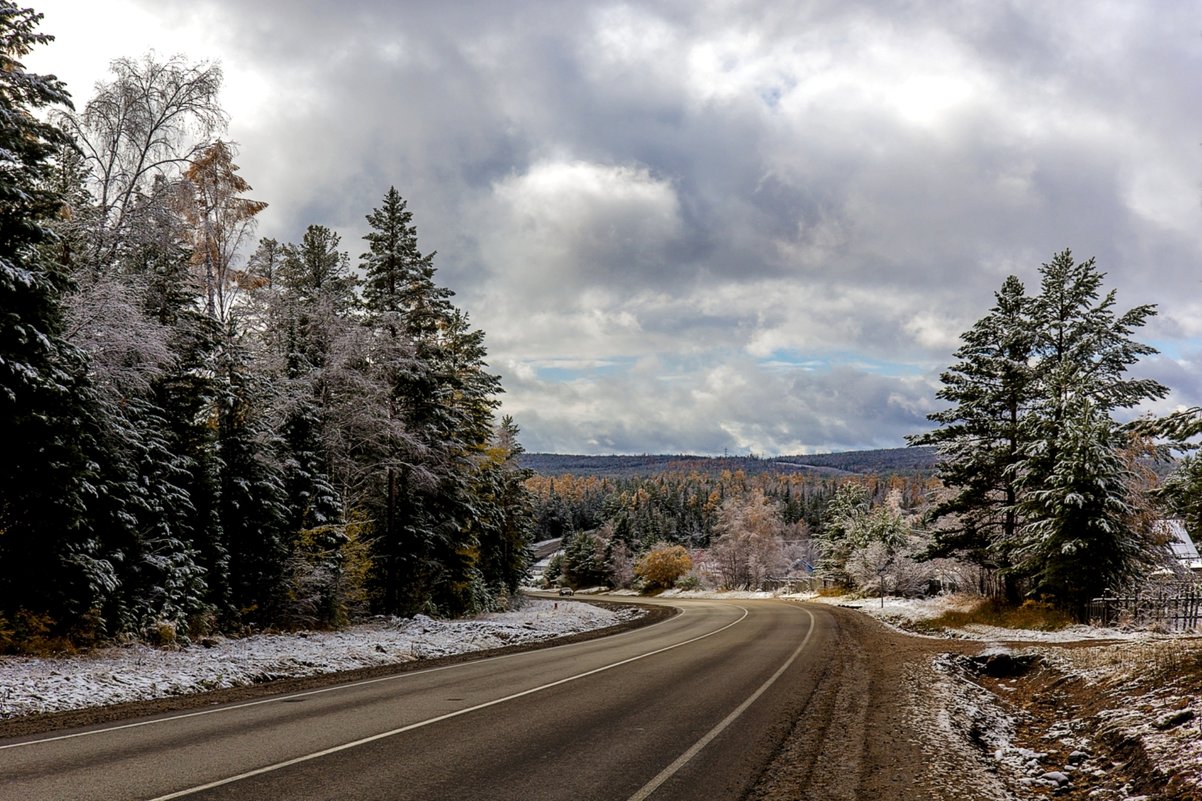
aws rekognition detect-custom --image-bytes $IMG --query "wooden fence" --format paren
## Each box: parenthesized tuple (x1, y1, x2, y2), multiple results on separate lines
(1088, 583, 1202, 632)
(763, 576, 830, 593)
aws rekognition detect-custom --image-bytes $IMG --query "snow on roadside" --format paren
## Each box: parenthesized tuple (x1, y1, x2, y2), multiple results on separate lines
(797, 592, 1174, 643)
(1035, 639, 1202, 795)
(902, 653, 1024, 800)
(656, 589, 777, 600)
(0, 599, 639, 719)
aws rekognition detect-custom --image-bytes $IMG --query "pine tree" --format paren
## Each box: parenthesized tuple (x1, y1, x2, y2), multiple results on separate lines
(215, 337, 291, 626)
(264, 227, 365, 615)
(89, 397, 208, 634)
(358, 188, 504, 615)
(1156, 454, 1202, 541)
(278, 225, 359, 369)
(816, 482, 872, 586)
(1017, 396, 1159, 604)
(913, 249, 1169, 607)
(908, 276, 1034, 599)
(361, 186, 423, 318)
(155, 309, 230, 617)
(1015, 250, 1168, 604)
(0, 3, 115, 631)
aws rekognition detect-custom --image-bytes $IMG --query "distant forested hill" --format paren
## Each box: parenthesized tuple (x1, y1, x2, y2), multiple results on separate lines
(518, 447, 938, 478)
(773, 447, 939, 475)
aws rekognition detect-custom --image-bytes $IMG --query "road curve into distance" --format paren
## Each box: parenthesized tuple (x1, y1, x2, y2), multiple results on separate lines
(1, 598, 839, 801)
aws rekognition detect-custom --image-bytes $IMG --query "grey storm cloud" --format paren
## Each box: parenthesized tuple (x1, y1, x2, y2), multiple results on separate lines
(88, 0, 1202, 454)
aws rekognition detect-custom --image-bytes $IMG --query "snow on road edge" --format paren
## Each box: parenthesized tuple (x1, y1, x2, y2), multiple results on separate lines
(0, 599, 638, 719)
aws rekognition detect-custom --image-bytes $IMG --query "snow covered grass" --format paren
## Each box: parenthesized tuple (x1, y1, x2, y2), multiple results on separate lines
(799, 592, 1180, 642)
(655, 588, 778, 600)
(0, 599, 639, 719)
(1039, 639, 1202, 795)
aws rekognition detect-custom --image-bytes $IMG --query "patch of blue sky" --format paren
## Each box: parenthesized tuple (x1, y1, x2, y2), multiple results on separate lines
(758, 74, 795, 110)
(757, 349, 930, 377)
(759, 85, 783, 109)
(533, 357, 635, 382)
(1145, 338, 1202, 361)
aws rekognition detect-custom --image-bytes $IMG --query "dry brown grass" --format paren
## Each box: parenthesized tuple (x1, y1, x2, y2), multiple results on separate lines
(0, 610, 80, 656)
(914, 598, 1075, 633)
(1065, 639, 1202, 685)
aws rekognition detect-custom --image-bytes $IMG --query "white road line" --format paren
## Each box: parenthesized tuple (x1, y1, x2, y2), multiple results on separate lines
(1, 600, 682, 752)
(624, 604, 817, 801)
(145, 606, 750, 801)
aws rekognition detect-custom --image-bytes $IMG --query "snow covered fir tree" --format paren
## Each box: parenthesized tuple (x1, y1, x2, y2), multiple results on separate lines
(0, 8, 534, 650)
(909, 250, 1172, 609)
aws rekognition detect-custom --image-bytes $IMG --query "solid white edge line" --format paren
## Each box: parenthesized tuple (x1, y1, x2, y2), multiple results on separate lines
(144, 605, 750, 801)
(1, 599, 682, 752)
(624, 605, 817, 801)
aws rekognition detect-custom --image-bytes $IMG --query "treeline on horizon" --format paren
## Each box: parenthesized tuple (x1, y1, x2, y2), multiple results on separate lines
(0, 12, 533, 651)
(518, 446, 939, 479)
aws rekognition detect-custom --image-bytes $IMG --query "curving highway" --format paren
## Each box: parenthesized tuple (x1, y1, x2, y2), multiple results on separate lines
(0, 599, 839, 801)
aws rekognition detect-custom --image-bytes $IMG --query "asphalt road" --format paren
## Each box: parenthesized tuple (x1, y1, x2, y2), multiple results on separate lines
(0, 598, 837, 801)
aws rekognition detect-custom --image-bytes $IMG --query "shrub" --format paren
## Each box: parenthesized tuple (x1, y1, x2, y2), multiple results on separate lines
(635, 544, 693, 591)
(543, 552, 565, 586)
(0, 610, 75, 655)
(148, 620, 178, 647)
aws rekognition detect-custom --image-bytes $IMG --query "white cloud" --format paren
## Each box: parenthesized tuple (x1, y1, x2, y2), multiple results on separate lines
(24, 0, 1202, 454)
(483, 159, 683, 293)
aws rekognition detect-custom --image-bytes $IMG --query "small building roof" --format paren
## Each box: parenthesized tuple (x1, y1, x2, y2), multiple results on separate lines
(1157, 519, 1202, 568)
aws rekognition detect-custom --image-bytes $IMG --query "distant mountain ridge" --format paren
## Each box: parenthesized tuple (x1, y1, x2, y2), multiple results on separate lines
(518, 446, 938, 478)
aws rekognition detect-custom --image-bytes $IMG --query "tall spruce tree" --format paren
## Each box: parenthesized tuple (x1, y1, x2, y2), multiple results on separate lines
(0, 3, 115, 631)
(359, 188, 504, 615)
(215, 336, 291, 626)
(913, 250, 1168, 607)
(155, 308, 230, 617)
(908, 276, 1033, 599)
(1015, 250, 1167, 604)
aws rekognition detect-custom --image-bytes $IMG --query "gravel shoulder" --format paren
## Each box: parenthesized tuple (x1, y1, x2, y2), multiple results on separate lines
(756, 598, 1202, 801)
(747, 603, 996, 801)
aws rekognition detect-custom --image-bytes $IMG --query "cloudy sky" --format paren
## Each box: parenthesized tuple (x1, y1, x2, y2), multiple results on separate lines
(26, 0, 1202, 455)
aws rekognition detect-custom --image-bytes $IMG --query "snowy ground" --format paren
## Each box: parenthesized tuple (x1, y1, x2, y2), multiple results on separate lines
(0, 599, 638, 719)
(999, 639, 1202, 798)
(798, 592, 1189, 643)
(641, 587, 1166, 641)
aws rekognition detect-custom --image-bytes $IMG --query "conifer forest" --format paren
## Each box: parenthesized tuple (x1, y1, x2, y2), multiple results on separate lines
(0, 7, 534, 646)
